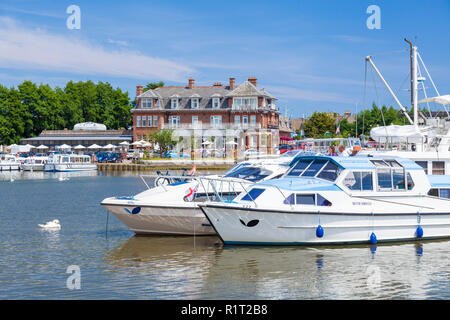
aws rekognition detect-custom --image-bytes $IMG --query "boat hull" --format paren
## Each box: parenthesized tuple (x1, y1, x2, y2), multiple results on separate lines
(44, 163, 97, 172)
(101, 201, 215, 236)
(21, 164, 45, 171)
(0, 164, 20, 171)
(200, 204, 450, 245)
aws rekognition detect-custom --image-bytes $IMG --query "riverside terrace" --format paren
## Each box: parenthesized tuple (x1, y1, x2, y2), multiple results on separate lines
(19, 123, 132, 149)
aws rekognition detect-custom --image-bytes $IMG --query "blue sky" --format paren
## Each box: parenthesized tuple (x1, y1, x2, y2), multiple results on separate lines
(1, 0, 449, 118)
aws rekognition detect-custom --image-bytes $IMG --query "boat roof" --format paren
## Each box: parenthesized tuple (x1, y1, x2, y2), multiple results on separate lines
(255, 177, 340, 192)
(427, 175, 450, 188)
(289, 155, 423, 171)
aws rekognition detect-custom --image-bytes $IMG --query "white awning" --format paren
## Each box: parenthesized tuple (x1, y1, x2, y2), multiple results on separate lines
(419, 95, 450, 106)
(88, 144, 102, 149)
(74, 145, 86, 149)
(36, 144, 49, 149)
(370, 125, 429, 143)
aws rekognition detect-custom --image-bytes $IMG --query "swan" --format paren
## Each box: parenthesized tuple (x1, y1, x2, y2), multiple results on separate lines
(38, 219, 61, 230)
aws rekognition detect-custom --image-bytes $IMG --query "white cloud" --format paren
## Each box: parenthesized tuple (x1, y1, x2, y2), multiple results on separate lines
(0, 17, 194, 81)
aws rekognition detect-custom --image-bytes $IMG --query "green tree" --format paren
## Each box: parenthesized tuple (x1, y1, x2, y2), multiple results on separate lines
(144, 81, 164, 92)
(303, 112, 336, 138)
(151, 129, 178, 157)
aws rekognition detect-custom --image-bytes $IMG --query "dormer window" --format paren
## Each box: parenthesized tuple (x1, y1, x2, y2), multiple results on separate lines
(142, 98, 152, 109)
(191, 98, 199, 109)
(212, 98, 220, 109)
(170, 98, 179, 109)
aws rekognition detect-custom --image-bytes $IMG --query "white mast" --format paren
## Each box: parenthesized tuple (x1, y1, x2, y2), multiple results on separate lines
(413, 44, 419, 126)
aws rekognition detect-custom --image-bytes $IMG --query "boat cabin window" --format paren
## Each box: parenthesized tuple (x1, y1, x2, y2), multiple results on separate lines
(296, 194, 315, 205)
(287, 159, 312, 177)
(432, 161, 445, 175)
(225, 167, 272, 182)
(370, 160, 406, 191)
(317, 161, 340, 181)
(283, 193, 332, 206)
(428, 188, 450, 199)
(406, 172, 414, 190)
(286, 158, 340, 182)
(241, 188, 265, 201)
(415, 161, 428, 174)
(343, 171, 373, 191)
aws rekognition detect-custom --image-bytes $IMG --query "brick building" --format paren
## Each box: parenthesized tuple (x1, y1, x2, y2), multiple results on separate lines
(132, 77, 281, 157)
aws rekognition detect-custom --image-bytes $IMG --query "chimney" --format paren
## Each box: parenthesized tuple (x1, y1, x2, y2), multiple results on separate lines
(136, 84, 143, 109)
(188, 77, 195, 89)
(229, 77, 236, 90)
(248, 77, 257, 87)
(136, 84, 143, 97)
(213, 82, 222, 87)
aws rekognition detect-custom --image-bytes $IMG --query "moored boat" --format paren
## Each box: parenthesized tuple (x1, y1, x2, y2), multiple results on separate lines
(199, 154, 450, 245)
(100, 152, 307, 235)
(44, 154, 97, 172)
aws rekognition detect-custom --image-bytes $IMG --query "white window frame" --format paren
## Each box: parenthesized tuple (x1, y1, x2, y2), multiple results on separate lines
(142, 116, 146, 127)
(136, 116, 141, 127)
(212, 98, 220, 109)
(210, 115, 222, 128)
(192, 116, 199, 126)
(142, 98, 152, 109)
(153, 116, 158, 127)
(250, 115, 256, 127)
(148, 116, 152, 127)
(191, 98, 199, 109)
(171, 98, 179, 109)
(168, 116, 180, 128)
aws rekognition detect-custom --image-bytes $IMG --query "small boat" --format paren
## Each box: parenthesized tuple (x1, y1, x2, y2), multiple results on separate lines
(44, 154, 97, 172)
(199, 154, 450, 245)
(100, 152, 307, 236)
(21, 156, 48, 171)
(0, 154, 21, 171)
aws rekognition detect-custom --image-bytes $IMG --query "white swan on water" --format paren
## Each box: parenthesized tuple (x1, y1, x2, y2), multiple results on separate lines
(38, 219, 61, 230)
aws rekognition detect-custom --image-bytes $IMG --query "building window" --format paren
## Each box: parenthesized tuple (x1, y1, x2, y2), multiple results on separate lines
(142, 98, 152, 109)
(250, 135, 257, 147)
(168, 116, 180, 128)
(142, 116, 146, 127)
(432, 161, 445, 175)
(243, 116, 248, 127)
(171, 98, 179, 109)
(191, 98, 199, 109)
(212, 98, 220, 109)
(250, 115, 256, 127)
(210, 116, 222, 128)
(148, 116, 152, 127)
(153, 116, 158, 127)
(192, 116, 199, 126)
(136, 116, 141, 127)
(233, 97, 257, 110)
(234, 115, 240, 126)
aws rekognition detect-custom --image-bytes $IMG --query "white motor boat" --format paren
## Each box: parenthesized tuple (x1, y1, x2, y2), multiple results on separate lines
(199, 154, 450, 245)
(0, 154, 21, 171)
(44, 154, 97, 172)
(21, 156, 48, 171)
(101, 151, 309, 236)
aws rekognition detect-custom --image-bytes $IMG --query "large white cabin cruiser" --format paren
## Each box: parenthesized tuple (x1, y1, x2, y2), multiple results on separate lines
(101, 152, 308, 236)
(0, 154, 21, 171)
(44, 154, 97, 172)
(199, 154, 450, 245)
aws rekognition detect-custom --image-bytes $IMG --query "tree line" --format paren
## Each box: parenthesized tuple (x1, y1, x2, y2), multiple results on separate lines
(301, 103, 412, 139)
(0, 80, 133, 145)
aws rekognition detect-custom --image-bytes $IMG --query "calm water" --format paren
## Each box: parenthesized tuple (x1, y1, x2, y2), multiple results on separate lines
(1, 170, 450, 299)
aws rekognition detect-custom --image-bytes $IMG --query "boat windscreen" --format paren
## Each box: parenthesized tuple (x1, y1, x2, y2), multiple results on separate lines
(224, 166, 272, 182)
